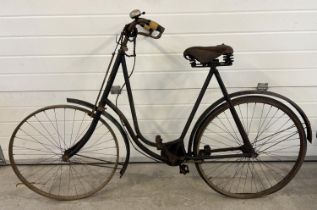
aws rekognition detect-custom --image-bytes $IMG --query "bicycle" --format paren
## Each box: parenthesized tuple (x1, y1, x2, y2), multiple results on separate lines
(9, 10, 312, 200)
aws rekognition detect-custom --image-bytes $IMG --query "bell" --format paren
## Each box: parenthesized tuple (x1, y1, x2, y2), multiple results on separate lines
(129, 9, 142, 19)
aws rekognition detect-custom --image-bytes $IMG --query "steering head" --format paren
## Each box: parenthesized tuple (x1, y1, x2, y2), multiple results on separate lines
(126, 9, 165, 39)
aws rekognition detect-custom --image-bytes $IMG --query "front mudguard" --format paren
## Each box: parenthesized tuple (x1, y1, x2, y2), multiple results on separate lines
(188, 90, 313, 155)
(66, 98, 130, 178)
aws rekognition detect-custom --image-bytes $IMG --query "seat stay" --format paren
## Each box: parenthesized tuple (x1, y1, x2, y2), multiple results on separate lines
(214, 70, 254, 153)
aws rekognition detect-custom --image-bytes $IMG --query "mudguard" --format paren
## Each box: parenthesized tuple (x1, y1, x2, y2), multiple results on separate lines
(188, 90, 313, 155)
(66, 98, 130, 177)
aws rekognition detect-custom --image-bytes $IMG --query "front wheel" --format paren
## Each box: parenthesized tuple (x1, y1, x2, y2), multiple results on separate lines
(194, 96, 307, 198)
(9, 105, 119, 200)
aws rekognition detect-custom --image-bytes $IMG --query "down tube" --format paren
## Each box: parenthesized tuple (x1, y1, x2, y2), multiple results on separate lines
(105, 100, 165, 162)
(120, 55, 158, 147)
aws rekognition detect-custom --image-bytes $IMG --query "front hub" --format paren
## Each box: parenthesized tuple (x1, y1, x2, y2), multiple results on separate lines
(61, 152, 70, 162)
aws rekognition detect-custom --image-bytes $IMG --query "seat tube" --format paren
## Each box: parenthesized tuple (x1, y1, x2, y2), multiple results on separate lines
(213, 68, 254, 150)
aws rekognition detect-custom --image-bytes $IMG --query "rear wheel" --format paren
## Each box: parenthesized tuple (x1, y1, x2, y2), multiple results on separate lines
(9, 105, 119, 200)
(194, 96, 306, 198)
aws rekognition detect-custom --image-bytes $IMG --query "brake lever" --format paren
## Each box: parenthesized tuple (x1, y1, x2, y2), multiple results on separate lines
(151, 25, 165, 39)
(137, 31, 151, 37)
(137, 28, 164, 39)
(150, 30, 163, 39)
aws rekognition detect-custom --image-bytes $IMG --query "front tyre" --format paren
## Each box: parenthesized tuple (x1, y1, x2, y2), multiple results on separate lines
(9, 105, 119, 200)
(194, 96, 306, 198)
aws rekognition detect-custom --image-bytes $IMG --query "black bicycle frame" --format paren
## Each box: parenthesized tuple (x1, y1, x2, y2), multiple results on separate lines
(64, 45, 254, 164)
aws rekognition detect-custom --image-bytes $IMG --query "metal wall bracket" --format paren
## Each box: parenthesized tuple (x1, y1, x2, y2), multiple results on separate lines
(0, 145, 6, 165)
(256, 83, 269, 91)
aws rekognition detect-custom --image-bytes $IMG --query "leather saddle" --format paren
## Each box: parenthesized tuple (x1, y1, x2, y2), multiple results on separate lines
(183, 44, 233, 65)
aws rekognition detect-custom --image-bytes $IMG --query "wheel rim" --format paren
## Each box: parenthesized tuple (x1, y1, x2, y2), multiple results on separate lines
(9, 105, 119, 200)
(195, 97, 306, 198)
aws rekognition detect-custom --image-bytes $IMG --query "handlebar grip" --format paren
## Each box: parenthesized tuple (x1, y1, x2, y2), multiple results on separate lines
(139, 19, 165, 39)
(144, 21, 159, 31)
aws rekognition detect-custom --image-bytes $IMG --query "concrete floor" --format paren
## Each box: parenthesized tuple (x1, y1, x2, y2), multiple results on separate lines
(0, 163, 317, 210)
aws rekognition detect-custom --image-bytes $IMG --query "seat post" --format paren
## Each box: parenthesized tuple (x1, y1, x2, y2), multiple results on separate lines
(213, 68, 255, 153)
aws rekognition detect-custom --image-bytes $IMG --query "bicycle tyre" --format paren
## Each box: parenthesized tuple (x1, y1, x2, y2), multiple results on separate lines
(9, 105, 119, 200)
(194, 96, 307, 198)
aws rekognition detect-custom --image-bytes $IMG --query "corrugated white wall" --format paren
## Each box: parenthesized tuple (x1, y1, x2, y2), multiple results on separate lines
(0, 0, 317, 160)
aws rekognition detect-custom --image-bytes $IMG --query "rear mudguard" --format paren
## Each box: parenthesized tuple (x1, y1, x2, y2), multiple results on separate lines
(188, 90, 313, 155)
(66, 98, 130, 178)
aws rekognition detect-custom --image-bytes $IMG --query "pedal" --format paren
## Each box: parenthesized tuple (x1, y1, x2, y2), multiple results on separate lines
(179, 164, 189, 175)
(155, 135, 163, 150)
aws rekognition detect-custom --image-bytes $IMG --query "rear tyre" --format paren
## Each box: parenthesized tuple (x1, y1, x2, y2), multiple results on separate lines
(194, 96, 306, 198)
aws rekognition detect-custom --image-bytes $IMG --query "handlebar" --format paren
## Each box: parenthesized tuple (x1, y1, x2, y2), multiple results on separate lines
(125, 10, 165, 40)
(136, 18, 165, 39)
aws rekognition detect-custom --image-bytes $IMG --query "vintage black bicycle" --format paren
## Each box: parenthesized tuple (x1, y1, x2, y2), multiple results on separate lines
(9, 10, 312, 200)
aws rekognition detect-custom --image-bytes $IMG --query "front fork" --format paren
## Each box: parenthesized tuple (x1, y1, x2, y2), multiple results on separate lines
(62, 111, 101, 161)
(62, 50, 125, 161)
